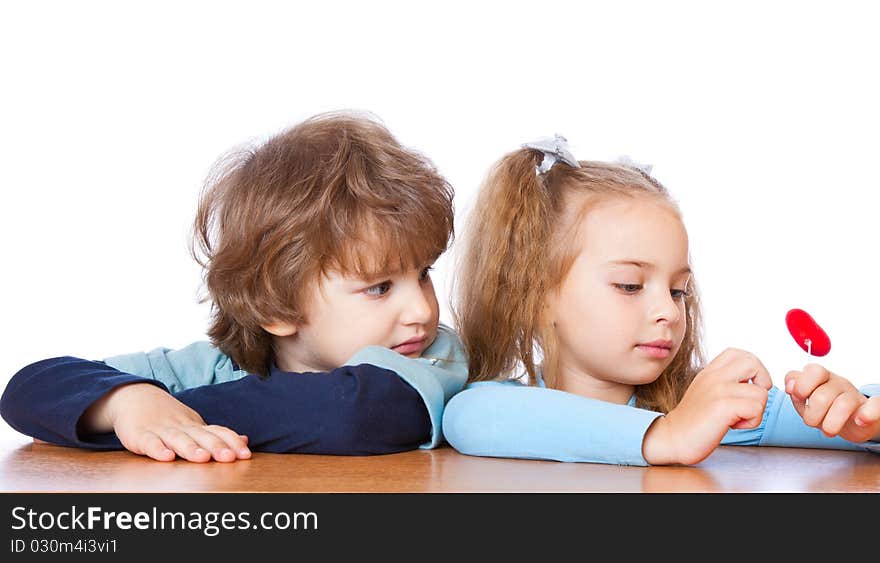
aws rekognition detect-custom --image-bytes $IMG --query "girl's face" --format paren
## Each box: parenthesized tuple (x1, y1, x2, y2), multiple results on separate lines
(546, 196, 691, 403)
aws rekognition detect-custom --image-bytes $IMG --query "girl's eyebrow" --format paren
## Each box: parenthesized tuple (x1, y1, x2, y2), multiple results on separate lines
(606, 260, 691, 276)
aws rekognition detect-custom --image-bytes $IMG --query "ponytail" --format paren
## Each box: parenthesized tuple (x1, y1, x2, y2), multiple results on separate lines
(454, 149, 566, 383)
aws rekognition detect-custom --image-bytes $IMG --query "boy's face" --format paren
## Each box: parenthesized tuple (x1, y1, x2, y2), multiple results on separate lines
(545, 197, 691, 402)
(266, 263, 440, 373)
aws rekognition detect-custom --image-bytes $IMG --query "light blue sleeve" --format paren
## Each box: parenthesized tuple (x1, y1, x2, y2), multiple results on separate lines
(441, 380, 663, 466)
(861, 385, 880, 453)
(103, 341, 248, 394)
(343, 323, 468, 449)
(721, 385, 879, 453)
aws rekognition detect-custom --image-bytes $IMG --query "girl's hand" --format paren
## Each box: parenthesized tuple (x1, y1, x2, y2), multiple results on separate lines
(81, 383, 252, 462)
(643, 348, 772, 465)
(785, 364, 880, 443)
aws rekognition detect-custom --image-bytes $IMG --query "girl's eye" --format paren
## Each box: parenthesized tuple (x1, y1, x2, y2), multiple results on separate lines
(671, 289, 690, 300)
(419, 266, 434, 281)
(365, 282, 391, 297)
(614, 283, 642, 294)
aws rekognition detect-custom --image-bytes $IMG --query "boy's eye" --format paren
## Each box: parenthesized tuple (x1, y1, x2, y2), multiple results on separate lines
(365, 282, 391, 297)
(614, 283, 642, 294)
(419, 266, 434, 281)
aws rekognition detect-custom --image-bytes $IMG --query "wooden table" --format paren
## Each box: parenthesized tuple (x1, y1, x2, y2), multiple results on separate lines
(3, 434, 880, 493)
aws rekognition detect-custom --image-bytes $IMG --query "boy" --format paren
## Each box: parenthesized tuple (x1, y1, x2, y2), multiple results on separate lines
(1, 112, 467, 462)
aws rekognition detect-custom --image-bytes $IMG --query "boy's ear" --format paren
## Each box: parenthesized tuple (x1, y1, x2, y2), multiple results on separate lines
(261, 322, 297, 337)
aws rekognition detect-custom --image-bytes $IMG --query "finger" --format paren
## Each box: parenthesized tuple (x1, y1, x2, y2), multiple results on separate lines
(723, 350, 772, 387)
(749, 361, 774, 390)
(784, 370, 801, 395)
(205, 425, 252, 459)
(703, 347, 747, 372)
(184, 426, 239, 462)
(708, 347, 739, 366)
(820, 393, 864, 438)
(726, 381, 770, 405)
(855, 396, 880, 428)
(159, 428, 212, 463)
(789, 392, 806, 419)
(728, 398, 766, 430)
(136, 432, 176, 462)
(790, 363, 832, 403)
(801, 385, 846, 428)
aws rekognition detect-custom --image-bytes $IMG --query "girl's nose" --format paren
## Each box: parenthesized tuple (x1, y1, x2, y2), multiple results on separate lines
(652, 290, 682, 325)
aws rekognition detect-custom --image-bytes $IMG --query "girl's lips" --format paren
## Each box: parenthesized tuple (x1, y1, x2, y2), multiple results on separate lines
(392, 338, 427, 355)
(635, 344, 672, 359)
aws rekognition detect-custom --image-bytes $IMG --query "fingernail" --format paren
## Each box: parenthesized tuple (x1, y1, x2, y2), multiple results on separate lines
(239, 448, 251, 457)
(785, 380, 794, 393)
(195, 448, 207, 456)
(855, 417, 867, 427)
(221, 448, 234, 458)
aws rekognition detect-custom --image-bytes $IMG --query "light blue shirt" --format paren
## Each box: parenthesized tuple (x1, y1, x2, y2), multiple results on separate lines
(441, 374, 880, 465)
(103, 323, 468, 449)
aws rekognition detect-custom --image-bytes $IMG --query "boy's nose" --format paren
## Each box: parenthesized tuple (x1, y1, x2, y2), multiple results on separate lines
(401, 286, 435, 325)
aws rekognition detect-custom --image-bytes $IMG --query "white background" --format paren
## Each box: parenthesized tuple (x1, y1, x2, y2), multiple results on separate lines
(2, 1, 878, 443)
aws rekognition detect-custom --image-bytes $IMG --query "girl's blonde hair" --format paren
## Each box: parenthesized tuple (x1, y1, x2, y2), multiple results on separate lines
(454, 148, 704, 413)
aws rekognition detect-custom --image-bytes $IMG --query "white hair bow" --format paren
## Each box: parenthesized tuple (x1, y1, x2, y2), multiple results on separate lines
(615, 155, 653, 176)
(522, 134, 580, 175)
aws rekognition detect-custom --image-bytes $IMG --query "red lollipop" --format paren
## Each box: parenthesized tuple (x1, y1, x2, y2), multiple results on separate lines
(785, 308, 831, 357)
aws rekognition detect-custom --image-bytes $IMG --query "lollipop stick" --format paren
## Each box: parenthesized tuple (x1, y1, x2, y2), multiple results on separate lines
(805, 338, 812, 407)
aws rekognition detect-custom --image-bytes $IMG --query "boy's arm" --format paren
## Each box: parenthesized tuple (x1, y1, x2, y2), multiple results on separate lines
(97, 323, 467, 449)
(0, 357, 249, 461)
(81, 381, 251, 462)
(1, 325, 465, 456)
(103, 341, 245, 393)
(343, 330, 468, 448)
(0, 357, 167, 449)
(171, 364, 432, 455)
(1, 355, 432, 456)
(150, 330, 467, 452)
(341, 323, 469, 449)
(441, 382, 663, 466)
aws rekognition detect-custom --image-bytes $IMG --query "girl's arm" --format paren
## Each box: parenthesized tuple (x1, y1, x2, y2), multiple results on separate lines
(443, 349, 808, 466)
(722, 385, 880, 452)
(441, 381, 663, 466)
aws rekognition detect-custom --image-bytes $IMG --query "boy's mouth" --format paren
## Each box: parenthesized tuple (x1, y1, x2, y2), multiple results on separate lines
(392, 335, 428, 356)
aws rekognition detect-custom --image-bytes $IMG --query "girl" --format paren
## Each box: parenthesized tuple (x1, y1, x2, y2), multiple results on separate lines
(441, 135, 880, 466)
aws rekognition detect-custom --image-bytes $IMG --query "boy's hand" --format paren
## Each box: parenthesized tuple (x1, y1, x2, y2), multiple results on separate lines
(643, 348, 772, 465)
(81, 383, 252, 463)
(785, 364, 880, 443)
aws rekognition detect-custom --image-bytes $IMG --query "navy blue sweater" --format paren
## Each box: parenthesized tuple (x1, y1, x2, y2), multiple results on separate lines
(0, 357, 431, 455)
